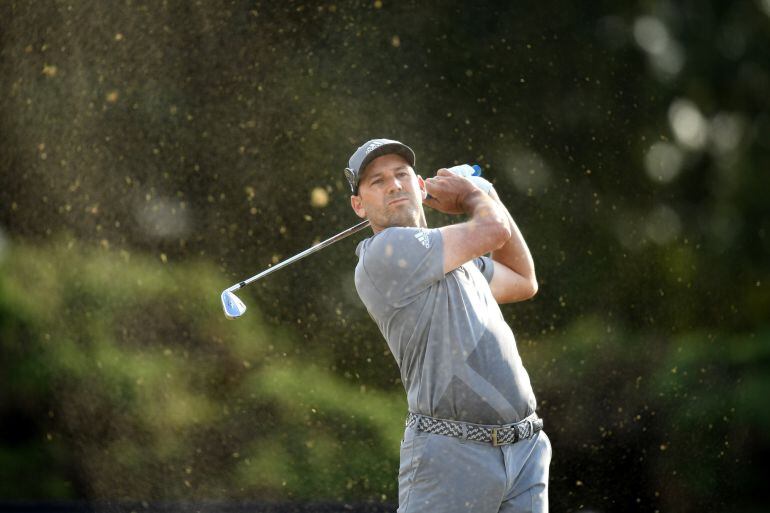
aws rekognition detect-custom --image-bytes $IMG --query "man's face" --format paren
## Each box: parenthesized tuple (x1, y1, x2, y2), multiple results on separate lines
(350, 153, 427, 232)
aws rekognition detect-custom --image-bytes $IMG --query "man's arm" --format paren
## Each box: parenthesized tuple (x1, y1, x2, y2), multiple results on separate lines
(486, 187, 538, 304)
(424, 169, 537, 304)
(423, 169, 511, 275)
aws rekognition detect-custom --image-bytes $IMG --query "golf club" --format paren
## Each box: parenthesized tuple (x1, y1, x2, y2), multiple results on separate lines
(221, 219, 371, 319)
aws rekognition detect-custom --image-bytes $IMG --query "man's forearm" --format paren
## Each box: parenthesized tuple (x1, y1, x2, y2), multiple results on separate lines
(488, 189, 536, 284)
(460, 189, 512, 240)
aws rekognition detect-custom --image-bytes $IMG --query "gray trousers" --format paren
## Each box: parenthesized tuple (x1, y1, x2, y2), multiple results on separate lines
(397, 424, 551, 512)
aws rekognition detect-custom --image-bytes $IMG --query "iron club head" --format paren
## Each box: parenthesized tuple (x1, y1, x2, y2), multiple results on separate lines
(221, 289, 247, 319)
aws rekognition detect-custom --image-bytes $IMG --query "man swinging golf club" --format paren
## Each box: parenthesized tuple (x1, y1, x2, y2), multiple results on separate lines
(346, 139, 551, 513)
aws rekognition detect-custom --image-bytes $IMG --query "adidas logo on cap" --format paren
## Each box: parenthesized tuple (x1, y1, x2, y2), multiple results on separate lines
(365, 141, 385, 154)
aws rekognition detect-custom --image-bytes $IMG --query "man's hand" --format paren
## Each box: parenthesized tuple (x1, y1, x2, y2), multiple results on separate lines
(423, 169, 483, 215)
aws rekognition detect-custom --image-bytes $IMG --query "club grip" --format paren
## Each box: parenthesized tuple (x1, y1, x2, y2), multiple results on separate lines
(447, 164, 483, 177)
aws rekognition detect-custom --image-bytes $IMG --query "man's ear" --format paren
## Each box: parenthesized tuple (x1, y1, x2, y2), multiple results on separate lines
(417, 175, 428, 200)
(350, 195, 367, 219)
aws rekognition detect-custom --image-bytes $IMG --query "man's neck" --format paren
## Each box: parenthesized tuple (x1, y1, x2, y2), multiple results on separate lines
(371, 217, 428, 235)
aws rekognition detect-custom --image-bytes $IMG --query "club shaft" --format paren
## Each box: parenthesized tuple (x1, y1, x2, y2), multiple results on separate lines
(228, 219, 371, 291)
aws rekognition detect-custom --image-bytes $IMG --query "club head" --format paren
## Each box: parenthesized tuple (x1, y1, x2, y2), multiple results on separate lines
(221, 290, 247, 319)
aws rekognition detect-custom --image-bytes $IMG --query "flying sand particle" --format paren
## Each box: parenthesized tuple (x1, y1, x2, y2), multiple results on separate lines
(310, 187, 329, 207)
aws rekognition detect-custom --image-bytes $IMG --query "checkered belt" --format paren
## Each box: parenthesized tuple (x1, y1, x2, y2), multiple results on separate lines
(406, 412, 543, 446)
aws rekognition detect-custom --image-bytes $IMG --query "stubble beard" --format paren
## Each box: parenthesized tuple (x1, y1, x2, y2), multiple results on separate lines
(378, 198, 424, 229)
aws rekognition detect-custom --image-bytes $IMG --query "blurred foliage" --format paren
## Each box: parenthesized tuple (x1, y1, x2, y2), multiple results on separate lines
(528, 318, 770, 511)
(0, 241, 404, 501)
(0, 0, 768, 511)
(2, 239, 768, 510)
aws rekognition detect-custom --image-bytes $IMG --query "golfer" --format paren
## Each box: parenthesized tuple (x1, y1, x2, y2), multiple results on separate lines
(345, 139, 551, 512)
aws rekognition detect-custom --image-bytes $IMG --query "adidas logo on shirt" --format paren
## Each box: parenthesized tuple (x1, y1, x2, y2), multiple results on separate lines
(414, 229, 431, 249)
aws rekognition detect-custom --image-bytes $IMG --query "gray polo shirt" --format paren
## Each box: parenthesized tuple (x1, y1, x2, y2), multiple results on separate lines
(354, 226, 537, 425)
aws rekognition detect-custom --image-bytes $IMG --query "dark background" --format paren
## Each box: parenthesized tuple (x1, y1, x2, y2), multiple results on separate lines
(1, 0, 768, 511)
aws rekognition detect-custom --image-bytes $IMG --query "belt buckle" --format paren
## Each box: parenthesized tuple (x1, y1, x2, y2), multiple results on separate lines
(491, 427, 501, 446)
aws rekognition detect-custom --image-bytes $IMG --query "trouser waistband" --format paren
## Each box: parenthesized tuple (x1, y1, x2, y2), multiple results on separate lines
(406, 412, 543, 446)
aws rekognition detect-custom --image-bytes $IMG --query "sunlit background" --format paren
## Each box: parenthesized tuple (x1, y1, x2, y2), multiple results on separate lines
(1, 1, 768, 511)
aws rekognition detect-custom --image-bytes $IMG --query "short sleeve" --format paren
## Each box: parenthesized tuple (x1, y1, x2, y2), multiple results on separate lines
(359, 227, 445, 306)
(472, 255, 495, 283)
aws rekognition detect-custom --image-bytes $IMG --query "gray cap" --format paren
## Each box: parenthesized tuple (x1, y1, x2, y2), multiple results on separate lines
(344, 138, 416, 194)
